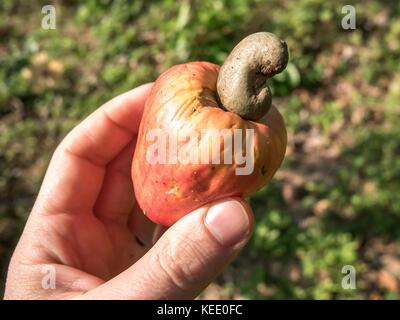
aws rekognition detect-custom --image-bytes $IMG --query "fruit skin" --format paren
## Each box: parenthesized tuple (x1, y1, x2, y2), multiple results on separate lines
(132, 62, 287, 226)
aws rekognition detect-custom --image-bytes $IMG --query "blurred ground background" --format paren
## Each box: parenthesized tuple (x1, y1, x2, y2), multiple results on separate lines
(1, 0, 400, 299)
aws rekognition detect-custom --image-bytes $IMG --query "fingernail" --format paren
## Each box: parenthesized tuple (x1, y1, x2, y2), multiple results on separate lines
(205, 199, 250, 246)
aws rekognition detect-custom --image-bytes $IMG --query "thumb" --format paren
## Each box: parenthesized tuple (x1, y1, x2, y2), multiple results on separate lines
(83, 197, 253, 299)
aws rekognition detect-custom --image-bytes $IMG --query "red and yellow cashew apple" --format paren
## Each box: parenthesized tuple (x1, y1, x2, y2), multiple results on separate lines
(132, 32, 289, 226)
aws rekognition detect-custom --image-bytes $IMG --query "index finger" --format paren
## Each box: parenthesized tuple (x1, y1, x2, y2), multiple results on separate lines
(36, 83, 153, 214)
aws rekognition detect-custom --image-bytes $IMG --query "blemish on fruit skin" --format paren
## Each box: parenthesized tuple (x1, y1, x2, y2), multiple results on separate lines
(261, 165, 267, 176)
(166, 183, 179, 195)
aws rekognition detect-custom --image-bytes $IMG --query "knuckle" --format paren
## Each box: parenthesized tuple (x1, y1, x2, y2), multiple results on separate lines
(152, 234, 209, 291)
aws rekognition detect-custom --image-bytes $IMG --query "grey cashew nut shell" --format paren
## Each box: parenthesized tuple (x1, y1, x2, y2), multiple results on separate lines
(216, 32, 289, 121)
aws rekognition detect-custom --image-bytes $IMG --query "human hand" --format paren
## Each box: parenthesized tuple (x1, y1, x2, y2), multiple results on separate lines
(4, 83, 254, 299)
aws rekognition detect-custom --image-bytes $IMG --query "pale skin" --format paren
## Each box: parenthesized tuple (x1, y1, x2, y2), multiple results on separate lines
(4, 83, 254, 299)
